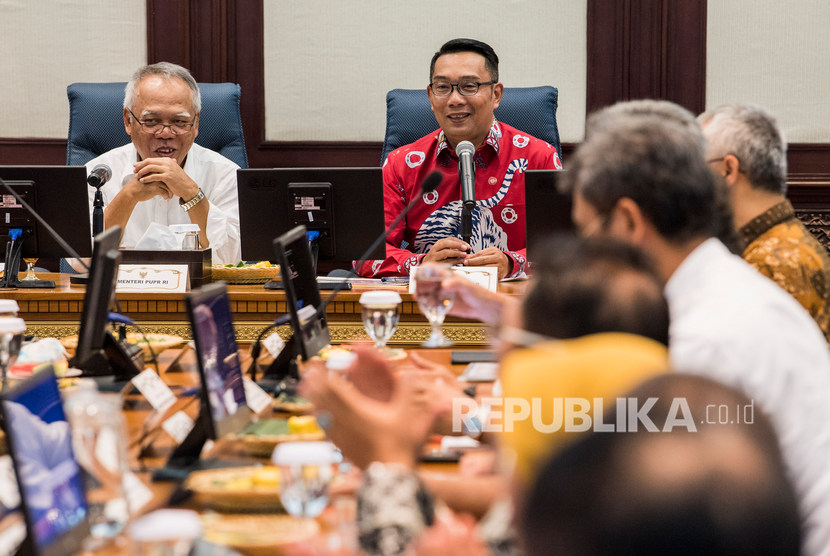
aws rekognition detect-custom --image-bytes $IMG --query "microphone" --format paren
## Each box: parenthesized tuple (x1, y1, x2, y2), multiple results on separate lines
(246, 171, 443, 379)
(456, 140, 476, 246)
(87, 164, 112, 188)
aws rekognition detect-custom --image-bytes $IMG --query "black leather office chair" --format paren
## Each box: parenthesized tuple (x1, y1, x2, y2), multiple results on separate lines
(66, 81, 248, 168)
(380, 86, 561, 164)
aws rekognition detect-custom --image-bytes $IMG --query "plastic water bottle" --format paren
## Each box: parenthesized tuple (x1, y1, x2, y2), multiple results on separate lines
(64, 386, 131, 544)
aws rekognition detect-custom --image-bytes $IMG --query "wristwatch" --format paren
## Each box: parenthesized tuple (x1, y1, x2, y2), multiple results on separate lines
(179, 188, 205, 212)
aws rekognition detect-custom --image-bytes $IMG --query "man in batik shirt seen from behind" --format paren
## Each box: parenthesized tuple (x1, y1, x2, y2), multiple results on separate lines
(699, 104, 830, 343)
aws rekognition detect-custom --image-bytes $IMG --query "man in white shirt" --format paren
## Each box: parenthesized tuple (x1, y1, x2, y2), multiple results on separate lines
(560, 102, 830, 556)
(86, 62, 241, 264)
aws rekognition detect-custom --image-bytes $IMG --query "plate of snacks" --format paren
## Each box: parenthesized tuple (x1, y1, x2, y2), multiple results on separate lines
(201, 513, 319, 556)
(231, 416, 326, 457)
(61, 332, 184, 359)
(185, 465, 283, 512)
(212, 261, 280, 284)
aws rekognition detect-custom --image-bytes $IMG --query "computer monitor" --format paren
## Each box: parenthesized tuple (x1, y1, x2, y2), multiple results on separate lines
(0, 366, 89, 556)
(162, 282, 251, 470)
(523, 169, 574, 254)
(236, 168, 385, 266)
(259, 225, 331, 389)
(67, 227, 143, 382)
(0, 166, 92, 288)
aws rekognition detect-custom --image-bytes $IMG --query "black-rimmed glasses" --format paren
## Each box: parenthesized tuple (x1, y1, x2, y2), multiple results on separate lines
(127, 108, 196, 135)
(429, 80, 496, 97)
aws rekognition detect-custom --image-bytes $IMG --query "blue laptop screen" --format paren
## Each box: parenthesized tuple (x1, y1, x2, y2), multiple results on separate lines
(2, 368, 87, 551)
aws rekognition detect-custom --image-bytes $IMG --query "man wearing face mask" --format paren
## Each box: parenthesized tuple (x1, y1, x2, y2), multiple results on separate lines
(85, 62, 241, 264)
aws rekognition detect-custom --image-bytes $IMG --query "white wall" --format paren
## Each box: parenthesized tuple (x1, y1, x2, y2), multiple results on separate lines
(706, 1, 830, 142)
(0, 0, 146, 138)
(263, 0, 588, 143)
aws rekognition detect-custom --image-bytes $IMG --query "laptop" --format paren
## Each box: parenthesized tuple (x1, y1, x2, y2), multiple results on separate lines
(0, 366, 90, 556)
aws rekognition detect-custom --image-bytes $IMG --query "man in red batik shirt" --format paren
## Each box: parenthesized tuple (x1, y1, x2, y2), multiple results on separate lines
(359, 38, 562, 280)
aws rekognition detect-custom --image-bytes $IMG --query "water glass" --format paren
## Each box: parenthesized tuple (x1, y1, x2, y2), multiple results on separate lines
(0, 318, 25, 390)
(272, 442, 338, 519)
(413, 264, 455, 347)
(359, 291, 402, 349)
(65, 389, 131, 544)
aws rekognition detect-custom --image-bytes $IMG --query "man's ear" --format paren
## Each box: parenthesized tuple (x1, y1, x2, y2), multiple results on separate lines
(614, 197, 648, 245)
(723, 154, 741, 185)
(123, 108, 133, 136)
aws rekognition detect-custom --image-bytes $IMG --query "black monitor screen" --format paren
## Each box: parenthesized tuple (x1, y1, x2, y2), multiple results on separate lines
(0, 366, 88, 556)
(274, 226, 330, 360)
(186, 282, 250, 439)
(0, 166, 92, 259)
(237, 168, 384, 264)
(72, 227, 121, 364)
(523, 169, 574, 254)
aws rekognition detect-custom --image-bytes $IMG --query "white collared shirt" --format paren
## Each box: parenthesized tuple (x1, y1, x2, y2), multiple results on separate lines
(86, 143, 241, 264)
(666, 237, 830, 556)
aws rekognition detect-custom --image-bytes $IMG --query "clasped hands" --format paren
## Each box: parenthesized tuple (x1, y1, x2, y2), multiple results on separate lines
(421, 238, 512, 279)
(125, 157, 199, 203)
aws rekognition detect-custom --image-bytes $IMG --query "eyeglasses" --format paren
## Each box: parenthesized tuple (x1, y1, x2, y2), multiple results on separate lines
(706, 153, 740, 165)
(580, 211, 612, 238)
(128, 108, 196, 135)
(429, 80, 496, 97)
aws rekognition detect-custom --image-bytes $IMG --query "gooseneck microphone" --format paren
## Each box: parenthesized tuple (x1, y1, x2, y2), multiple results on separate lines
(87, 164, 112, 236)
(246, 171, 444, 378)
(87, 164, 112, 188)
(456, 140, 476, 246)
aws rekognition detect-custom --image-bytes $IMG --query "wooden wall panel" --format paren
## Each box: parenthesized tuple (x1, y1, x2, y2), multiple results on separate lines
(0, 0, 827, 183)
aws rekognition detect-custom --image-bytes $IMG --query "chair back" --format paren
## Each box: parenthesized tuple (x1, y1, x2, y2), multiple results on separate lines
(66, 82, 248, 168)
(381, 86, 561, 163)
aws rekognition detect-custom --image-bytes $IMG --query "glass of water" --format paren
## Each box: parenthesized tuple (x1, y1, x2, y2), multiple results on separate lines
(0, 318, 25, 390)
(359, 291, 402, 350)
(413, 264, 455, 348)
(272, 442, 338, 519)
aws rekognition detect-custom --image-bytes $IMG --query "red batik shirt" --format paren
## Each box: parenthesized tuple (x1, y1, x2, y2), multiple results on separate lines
(358, 120, 561, 278)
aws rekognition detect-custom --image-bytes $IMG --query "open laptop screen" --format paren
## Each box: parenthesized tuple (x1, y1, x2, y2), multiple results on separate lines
(0, 366, 88, 555)
(186, 282, 250, 439)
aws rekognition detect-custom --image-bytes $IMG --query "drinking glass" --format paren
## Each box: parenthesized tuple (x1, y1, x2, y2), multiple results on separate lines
(0, 318, 25, 390)
(414, 264, 455, 348)
(359, 291, 402, 349)
(21, 257, 39, 281)
(272, 442, 337, 519)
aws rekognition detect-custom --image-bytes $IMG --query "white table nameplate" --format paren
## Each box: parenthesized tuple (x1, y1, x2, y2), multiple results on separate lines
(116, 264, 189, 293)
(408, 265, 499, 293)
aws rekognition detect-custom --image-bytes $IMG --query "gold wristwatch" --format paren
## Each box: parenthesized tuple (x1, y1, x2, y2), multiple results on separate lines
(179, 188, 205, 212)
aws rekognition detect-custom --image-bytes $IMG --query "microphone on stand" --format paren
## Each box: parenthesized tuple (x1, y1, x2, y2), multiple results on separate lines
(246, 171, 444, 379)
(87, 164, 112, 237)
(456, 140, 476, 247)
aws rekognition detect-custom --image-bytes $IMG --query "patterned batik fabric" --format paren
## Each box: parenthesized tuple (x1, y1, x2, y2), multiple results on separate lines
(740, 200, 830, 343)
(357, 120, 561, 278)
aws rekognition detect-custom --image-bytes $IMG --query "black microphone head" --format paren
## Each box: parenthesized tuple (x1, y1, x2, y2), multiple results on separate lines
(420, 171, 443, 194)
(88, 164, 112, 187)
(456, 141, 475, 157)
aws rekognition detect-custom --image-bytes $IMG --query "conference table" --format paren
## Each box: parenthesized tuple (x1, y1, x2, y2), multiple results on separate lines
(6, 272, 528, 348)
(77, 346, 479, 555)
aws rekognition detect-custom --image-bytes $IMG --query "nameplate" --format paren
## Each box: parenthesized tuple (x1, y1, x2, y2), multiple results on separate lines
(408, 265, 499, 293)
(116, 264, 189, 293)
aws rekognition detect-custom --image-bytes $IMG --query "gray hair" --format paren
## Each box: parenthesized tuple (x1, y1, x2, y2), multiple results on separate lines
(560, 110, 719, 243)
(587, 99, 705, 148)
(698, 105, 787, 195)
(123, 62, 201, 114)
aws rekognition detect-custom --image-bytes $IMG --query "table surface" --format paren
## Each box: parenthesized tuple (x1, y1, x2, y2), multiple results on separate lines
(78, 345, 473, 554)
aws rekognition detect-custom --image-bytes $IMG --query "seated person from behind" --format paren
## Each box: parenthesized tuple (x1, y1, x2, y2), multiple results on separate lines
(86, 62, 241, 264)
(360, 38, 562, 280)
